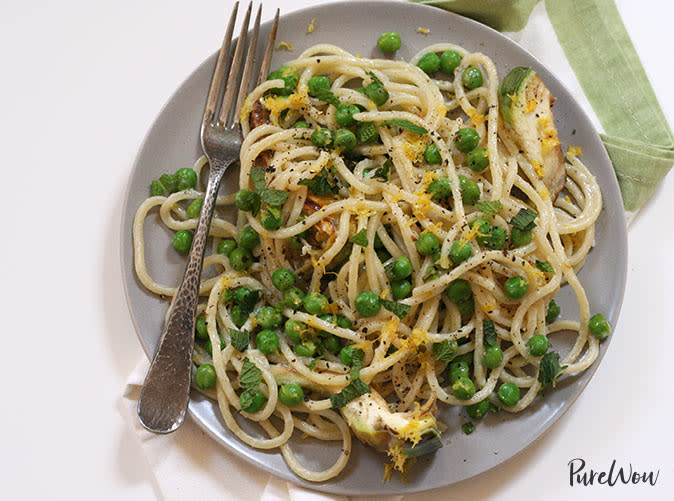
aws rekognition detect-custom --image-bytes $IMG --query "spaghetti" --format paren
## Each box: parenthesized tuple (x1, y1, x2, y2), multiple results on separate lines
(133, 43, 603, 481)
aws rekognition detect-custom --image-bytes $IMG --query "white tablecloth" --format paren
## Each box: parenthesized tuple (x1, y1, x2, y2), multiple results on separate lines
(1, 0, 673, 499)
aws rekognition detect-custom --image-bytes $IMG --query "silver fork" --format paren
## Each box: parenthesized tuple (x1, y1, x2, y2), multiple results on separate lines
(137, 2, 279, 434)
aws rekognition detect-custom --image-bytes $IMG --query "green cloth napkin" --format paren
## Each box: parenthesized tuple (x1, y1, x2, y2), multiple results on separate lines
(411, 0, 674, 211)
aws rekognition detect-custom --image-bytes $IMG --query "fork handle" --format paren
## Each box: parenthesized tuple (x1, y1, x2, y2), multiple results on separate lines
(137, 158, 231, 433)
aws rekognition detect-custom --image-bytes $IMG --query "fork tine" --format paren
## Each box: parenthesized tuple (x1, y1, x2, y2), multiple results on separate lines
(233, 4, 262, 126)
(256, 8, 279, 86)
(202, 1, 239, 126)
(219, 2, 253, 126)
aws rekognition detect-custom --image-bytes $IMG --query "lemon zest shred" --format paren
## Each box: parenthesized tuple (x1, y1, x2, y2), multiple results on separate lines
(568, 145, 582, 156)
(276, 41, 294, 50)
(307, 18, 315, 34)
(416, 27, 430, 35)
(525, 99, 537, 113)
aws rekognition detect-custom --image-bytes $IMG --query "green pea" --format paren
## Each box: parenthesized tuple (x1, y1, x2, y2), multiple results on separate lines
(450, 241, 473, 264)
(256, 306, 282, 329)
(308, 75, 331, 97)
(175, 168, 198, 190)
(294, 340, 316, 357)
(457, 297, 475, 320)
(482, 345, 503, 369)
(233, 286, 259, 310)
(391, 279, 412, 300)
(283, 287, 305, 310)
(172, 230, 193, 254)
(377, 31, 402, 53)
(510, 227, 532, 248)
(417, 52, 441, 74)
(195, 364, 216, 389)
(334, 129, 357, 151)
(504, 276, 528, 299)
(526, 334, 549, 357)
(204, 335, 224, 356)
(339, 345, 361, 366)
(337, 316, 353, 329)
(466, 147, 489, 172)
(255, 329, 279, 354)
(240, 388, 266, 413)
(446, 279, 472, 303)
(466, 399, 490, 420)
(238, 225, 260, 250)
(440, 50, 462, 74)
(497, 382, 520, 407)
(186, 198, 203, 219)
(217, 238, 237, 257)
(462, 66, 483, 89)
(546, 300, 561, 323)
(416, 232, 440, 256)
(455, 128, 480, 153)
(335, 104, 360, 127)
(150, 180, 165, 196)
(284, 319, 304, 343)
(324, 334, 342, 354)
(234, 189, 258, 212)
(272, 268, 295, 291)
(452, 377, 476, 400)
(228, 247, 253, 271)
(428, 177, 452, 201)
(195, 315, 208, 340)
(449, 360, 470, 383)
(364, 81, 389, 106)
(589, 313, 610, 341)
(356, 121, 379, 143)
(311, 127, 334, 148)
(424, 143, 442, 164)
(292, 120, 309, 128)
(485, 226, 506, 250)
(459, 176, 480, 205)
(386, 256, 412, 280)
(471, 218, 492, 246)
(160, 173, 176, 192)
(230, 305, 248, 327)
(303, 292, 329, 315)
(355, 291, 381, 317)
(267, 66, 299, 96)
(317, 313, 337, 334)
(278, 383, 304, 406)
(260, 207, 282, 230)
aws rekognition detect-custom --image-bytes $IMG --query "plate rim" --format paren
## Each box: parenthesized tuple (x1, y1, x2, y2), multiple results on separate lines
(120, 0, 628, 495)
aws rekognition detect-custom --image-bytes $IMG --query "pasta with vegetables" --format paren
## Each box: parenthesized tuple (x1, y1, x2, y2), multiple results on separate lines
(133, 38, 610, 481)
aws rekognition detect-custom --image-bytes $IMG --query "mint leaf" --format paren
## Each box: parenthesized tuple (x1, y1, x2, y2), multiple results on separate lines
(230, 329, 250, 352)
(250, 165, 266, 193)
(381, 300, 411, 319)
(260, 189, 288, 207)
(483, 319, 497, 346)
(298, 168, 338, 195)
(510, 208, 538, 231)
(349, 229, 368, 247)
(389, 119, 428, 135)
(476, 200, 503, 216)
(330, 378, 370, 409)
(239, 358, 261, 389)
(432, 340, 458, 363)
(538, 351, 567, 389)
(535, 260, 555, 274)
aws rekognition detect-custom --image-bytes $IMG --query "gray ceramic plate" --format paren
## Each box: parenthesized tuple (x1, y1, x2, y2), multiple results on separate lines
(121, 1, 627, 496)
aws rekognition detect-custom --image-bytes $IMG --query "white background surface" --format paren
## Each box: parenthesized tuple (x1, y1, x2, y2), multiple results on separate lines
(1, 0, 672, 499)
